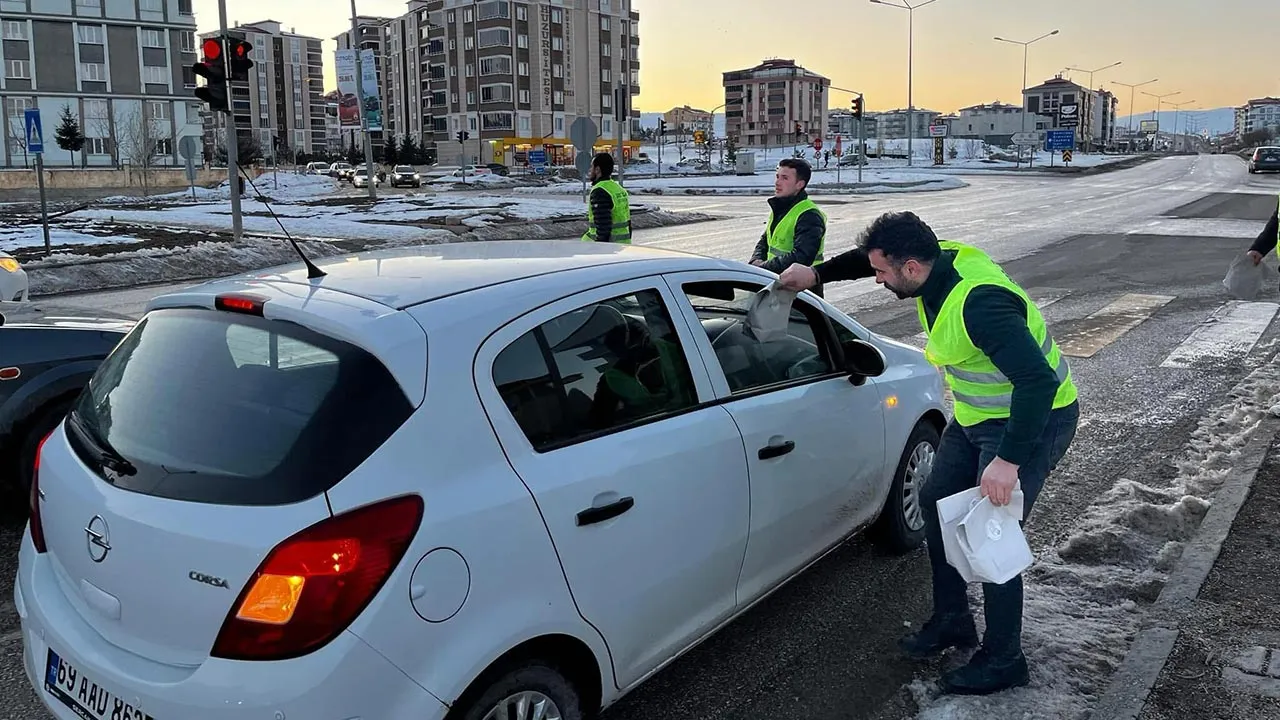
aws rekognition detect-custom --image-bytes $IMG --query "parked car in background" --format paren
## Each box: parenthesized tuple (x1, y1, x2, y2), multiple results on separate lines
(0, 310, 131, 502)
(330, 162, 354, 180)
(390, 165, 421, 188)
(485, 163, 510, 176)
(448, 165, 492, 178)
(1248, 146, 1280, 174)
(304, 162, 330, 175)
(353, 166, 383, 188)
(17, 240, 944, 720)
(1, 250, 28, 302)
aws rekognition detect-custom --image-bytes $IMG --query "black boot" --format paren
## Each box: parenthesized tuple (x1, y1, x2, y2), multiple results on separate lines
(898, 613, 979, 658)
(939, 647, 1030, 695)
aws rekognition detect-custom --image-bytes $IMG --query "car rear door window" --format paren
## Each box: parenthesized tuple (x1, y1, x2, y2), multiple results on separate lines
(682, 280, 839, 394)
(493, 288, 699, 451)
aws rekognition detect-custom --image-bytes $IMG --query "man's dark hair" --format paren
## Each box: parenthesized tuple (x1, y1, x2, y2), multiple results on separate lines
(777, 158, 812, 185)
(857, 211, 940, 266)
(592, 152, 615, 177)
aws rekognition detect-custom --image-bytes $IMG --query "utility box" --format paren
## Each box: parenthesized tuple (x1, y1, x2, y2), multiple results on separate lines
(735, 152, 756, 176)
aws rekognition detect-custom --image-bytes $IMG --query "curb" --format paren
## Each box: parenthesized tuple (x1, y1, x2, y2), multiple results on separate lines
(1088, 414, 1280, 720)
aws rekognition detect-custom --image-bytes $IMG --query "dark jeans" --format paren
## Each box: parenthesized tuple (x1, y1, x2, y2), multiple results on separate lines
(920, 401, 1080, 657)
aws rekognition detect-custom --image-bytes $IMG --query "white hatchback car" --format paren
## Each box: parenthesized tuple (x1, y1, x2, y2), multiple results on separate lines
(17, 241, 946, 720)
(1, 250, 29, 302)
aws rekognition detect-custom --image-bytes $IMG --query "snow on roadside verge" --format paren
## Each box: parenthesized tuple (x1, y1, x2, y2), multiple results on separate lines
(907, 359, 1280, 720)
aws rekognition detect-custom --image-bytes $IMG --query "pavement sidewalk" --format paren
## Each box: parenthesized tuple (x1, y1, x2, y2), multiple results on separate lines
(1137, 432, 1280, 720)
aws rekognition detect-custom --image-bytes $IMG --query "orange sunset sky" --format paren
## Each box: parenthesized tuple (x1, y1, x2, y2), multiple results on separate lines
(196, 0, 1280, 118)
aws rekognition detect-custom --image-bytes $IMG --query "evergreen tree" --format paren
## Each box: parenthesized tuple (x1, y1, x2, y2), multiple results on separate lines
(54, 104, 86, 166)
(400, 135, 419, 165)
(383, 135, 399, 165)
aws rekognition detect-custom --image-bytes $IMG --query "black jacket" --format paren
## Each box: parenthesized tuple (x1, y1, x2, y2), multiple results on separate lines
(1247, 206, 1280, 257)
(818, 247, 1063, 466)
(751, 191, 825, 273)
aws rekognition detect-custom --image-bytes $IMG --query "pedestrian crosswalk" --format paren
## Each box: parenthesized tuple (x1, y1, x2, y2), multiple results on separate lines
(869, 286, 1280, 371)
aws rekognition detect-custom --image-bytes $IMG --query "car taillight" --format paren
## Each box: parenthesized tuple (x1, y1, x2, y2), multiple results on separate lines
(29, 432, 51, 553)
(210, 494, 423, 661)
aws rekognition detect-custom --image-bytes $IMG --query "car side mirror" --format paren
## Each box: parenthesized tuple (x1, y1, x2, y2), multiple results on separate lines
(841, 338, 886, 383)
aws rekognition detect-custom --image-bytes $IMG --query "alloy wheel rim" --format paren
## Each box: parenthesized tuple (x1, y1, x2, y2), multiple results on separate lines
(481, 690, 563, 720)
(902, 441, 935, 532)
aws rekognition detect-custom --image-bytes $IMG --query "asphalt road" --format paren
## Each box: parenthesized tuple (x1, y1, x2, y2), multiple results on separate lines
(3, 154, 1278, 720)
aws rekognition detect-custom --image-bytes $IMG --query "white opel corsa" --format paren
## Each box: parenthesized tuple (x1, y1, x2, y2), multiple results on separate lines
(16, 240, 946, 720)
(1, 249, 29, 303)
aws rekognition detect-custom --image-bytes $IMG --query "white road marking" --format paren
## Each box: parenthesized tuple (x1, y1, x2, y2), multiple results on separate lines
(670, 203, 728, 213)
(1160, 301, 1280, 369)
(1057, 293, 1176, 358)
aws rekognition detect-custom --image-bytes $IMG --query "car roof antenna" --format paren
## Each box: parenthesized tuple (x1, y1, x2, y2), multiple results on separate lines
(235, 164, 327, 279)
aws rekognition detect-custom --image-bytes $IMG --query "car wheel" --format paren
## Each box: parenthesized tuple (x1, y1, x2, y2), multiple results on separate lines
(455, 664, 583, 720)
(12, 397, 74, 500)
(871, 420, 940, 553)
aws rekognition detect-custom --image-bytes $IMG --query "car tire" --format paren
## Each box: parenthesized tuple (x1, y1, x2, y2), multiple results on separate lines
(453, 663, 584, 720)
(12, 396, 74, 501)
(871, 420, 940, 553)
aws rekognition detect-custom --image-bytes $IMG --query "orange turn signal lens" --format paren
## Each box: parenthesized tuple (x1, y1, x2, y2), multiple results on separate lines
(0, 258, 20, 273)
(236, 575, 305, 625)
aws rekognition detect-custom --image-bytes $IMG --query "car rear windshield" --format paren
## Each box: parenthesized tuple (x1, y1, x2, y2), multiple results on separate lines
(65, 308, 414, 506)
(1258, 149, 1280, 160)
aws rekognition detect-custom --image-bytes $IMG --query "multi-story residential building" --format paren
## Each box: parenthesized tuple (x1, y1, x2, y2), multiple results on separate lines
(0, 0, 202, 168)
(945, 101, 1023, 143)
(322, 90, 342, 154)
(1091, 88, 1118, 151)
(662, 105, 710, 133)
(334, 14, 389, 157)
(199, 20, 327, 162)
(382, 3, 431, 158)
(723, 58, 829, 149)
(827, 109, 875, 139)
(1236, 97, 1280, 140)
(411, 0, 641, 167)
(866, 108, 941, 140)
(1021, 76, 1116, 149)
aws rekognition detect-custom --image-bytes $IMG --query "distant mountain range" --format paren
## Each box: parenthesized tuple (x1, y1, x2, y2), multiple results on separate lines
(640, 107, 1238, 137)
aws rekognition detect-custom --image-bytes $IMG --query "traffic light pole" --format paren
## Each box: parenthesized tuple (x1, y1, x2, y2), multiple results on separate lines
(218, 0, 242, 240)
(351, 0, 376, 200)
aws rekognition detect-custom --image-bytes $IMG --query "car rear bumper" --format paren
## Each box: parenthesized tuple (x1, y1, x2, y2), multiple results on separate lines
(16, 531, 448, 720)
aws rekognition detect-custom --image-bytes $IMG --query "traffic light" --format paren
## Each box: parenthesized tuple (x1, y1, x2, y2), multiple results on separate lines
(851, 95, 864, 120)
(226, 38, 254, 81)
(658, 119, 667, 136)
(456, 130, 470, 143)
(192, 37, 228, 113)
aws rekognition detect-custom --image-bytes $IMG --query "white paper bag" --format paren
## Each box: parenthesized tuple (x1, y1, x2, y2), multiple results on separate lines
(744, 280, 797, 343)
(936, 487, 984, 584)
(1223, 253, 1269, 300)
(956, 491, 1034, 585)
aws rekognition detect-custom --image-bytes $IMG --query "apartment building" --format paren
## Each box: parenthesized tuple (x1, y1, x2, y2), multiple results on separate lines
(1236, 97, 1280, 140)
(946, 102, 1023, 142)
(382, 3, 430, 157)
(1022, 76, 1116, 149)
(662, 105, 710, 133)
(865, 108, 941, 140)
(199, 20, 327, 162)
(0, 0, 202, 168)
(334, 14, 388, 156)
(722, 58, 829, 149)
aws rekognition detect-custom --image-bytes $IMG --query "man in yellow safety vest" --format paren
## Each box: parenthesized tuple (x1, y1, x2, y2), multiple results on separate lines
(1243, 193, 1279, 270)
(582, 152, 631, 243)
(778, 211, 1080, 696)
(750, 158, 827, 297)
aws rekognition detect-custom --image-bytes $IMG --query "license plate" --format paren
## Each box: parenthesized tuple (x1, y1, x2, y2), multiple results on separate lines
(44, 648, 155, 720)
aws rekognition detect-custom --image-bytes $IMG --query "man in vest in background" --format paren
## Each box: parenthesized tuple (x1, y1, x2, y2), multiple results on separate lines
(1242, 195, 1278, 269)
(583, 152, 632, 244)
(750, 158, 827, 297)
(778, 211, 1080, 696)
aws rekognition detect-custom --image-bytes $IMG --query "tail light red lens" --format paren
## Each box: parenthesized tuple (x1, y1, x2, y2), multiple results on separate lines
(210, 495, 423, 661)
(29, 432, 51, 554)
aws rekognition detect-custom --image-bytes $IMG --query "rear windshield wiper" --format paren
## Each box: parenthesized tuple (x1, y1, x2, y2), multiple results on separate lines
(68, 411, 137, 478)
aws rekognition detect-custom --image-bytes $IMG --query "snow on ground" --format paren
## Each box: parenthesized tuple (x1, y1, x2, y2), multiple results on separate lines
(907, 357, 1280, 720)
(0, 227, 143, 253)
(98, 172, 341, 205)
(430, 172, 520, 186)
(519, 169, 967, 195)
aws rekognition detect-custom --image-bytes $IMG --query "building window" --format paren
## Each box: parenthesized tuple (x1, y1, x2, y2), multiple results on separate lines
(478, 28, 510, 48)
(555, 116, 563, 131)
(482, 112, 512, 130)
(481, 84, 513, 103)
(553, 90, 563, 105)
(602, 43, 610, 57)
(516, 4, 527, 20)
(551, 8, 561, 23)
(4, 96, 32, 118)
(76, 0, 102, 9)
(77, 24, 104, 43)
(180, 31, 195, 52)
(480, 55, 512, 75)
(519, 115, 530, 132)
(148, 100, 169, 120)
(552, 36, 562, 51)
(518, 61, 529, 76)
(464, 8, 472, 22)
(143, 65, 168, 84)
(478, 0, 510, 20)
(155, 137, 172, 156)
(601, 69, 610, 83)
(86, 136, 110, 155)
(601, 16, 610, 31)
(140, 0, 162, 10)
(602, 94, 611, 109)
(2, 20, 27, 40)
(178, 0, 193, 14)
(447, 10, 455, 23)
(5, 59, 30, 79)
(465, 36, 474, 50)
(465, 63, 474, 77)
(519, 89, 529, 104)
(141, 29, 165, 47)
(449, 38, 456, 50)
(517, 33, 528, 49)
(552, 63, 562, 78)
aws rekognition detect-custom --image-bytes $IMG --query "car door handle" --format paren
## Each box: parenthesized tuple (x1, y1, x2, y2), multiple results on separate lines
(576, 497, 635, 526)
(758, 440, 796, 460)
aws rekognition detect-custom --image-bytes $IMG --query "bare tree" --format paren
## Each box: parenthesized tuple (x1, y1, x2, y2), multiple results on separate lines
(88, 116, 118, 167)
(118, 108, 165, 195)
(6, 116, 28, 168)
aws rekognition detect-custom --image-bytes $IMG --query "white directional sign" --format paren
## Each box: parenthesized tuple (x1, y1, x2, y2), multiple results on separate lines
(1011, 130, 1045, 146)
(929, 124, 948, 138)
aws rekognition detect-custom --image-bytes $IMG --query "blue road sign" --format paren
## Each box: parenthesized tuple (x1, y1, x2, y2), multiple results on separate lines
(1045, 129, 1075, 152)
(528, 150, 547, 165)
(24, 108, 43, 154)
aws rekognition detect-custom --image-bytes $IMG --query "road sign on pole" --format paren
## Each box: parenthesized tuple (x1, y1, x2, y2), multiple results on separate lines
(814, 137, 823, 151)
(24, 109, 43, 154)
(1045, 129, 1075, 152)
(928, 123, 948, 138)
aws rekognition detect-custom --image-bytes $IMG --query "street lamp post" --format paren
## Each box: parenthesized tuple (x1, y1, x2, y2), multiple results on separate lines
(1166, 99, 1195, 152)
(1065, 61, 1121, 152)
(1142, 90, 1181, 152)
(994, 29, 1059, 167)
(832, 85, 866, 183)
(1110, 78, 1158, 153)
(870, 0, 941, 167)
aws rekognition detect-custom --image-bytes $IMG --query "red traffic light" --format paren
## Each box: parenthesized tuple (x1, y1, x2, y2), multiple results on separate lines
(233, 41, 249, 59)
(202, 37, 222, 59)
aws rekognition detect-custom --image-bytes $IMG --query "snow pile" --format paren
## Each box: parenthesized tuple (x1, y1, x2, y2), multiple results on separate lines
(0, 228, 142, 253)
(513, 171, 966, 196)
(907, 360, 1280, 720)
(233, 172, 340, 201)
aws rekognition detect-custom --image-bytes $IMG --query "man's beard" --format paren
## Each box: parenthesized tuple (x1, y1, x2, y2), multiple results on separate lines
(883, 281, 914, 300)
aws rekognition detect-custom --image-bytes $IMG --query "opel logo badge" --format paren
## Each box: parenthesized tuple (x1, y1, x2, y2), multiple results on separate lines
(85, 515, 111, 563)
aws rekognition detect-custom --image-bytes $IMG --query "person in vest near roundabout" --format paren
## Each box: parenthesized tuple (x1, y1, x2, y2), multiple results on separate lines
(778, 211, 1080, 696)
(750, 158, 827, 297)
(582, 152, 632, 244)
